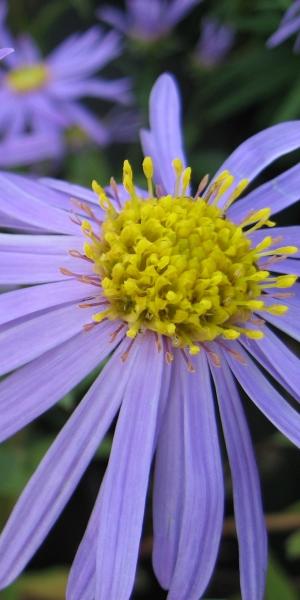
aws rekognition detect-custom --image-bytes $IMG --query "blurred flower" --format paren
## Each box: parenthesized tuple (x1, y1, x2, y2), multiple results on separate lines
(0, 46, 13, 59)
(267, 0, 300, 52)
(194, 17, 235, 67)
(0, 131, 64, 167)
(0, 73, 299, 600)
(0, 0, 132, 167)
(98, 0, 200, 42)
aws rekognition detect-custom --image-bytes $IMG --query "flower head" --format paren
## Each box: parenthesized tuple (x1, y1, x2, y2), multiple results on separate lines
(267, 0, 300, 52)
(195, 17, 235, 67)
(0, 73, 299, 600)
(0, 0, 132, 166)
(98, 0, 201, 42)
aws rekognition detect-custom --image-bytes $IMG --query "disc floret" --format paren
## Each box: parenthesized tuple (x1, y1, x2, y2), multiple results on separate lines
(82, 158, 297, 355)
(7, 64, 48, 93)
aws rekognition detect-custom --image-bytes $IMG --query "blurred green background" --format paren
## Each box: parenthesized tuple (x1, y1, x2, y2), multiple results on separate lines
(1, 0, 300, 598)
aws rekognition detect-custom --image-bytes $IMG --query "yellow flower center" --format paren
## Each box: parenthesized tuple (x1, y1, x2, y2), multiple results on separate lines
(7, 64, 48, 93)
(82, 158, 297, 355)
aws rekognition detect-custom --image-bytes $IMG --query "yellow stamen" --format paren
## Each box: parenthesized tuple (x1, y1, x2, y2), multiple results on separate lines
(92, 180, 115, 213)
(142, 156, 154, 196)
(263, 304, 289, 315)
(81, 219, 92, 233)
(172, 158, 184, 195)
(261, 274, 298, 289)
(212, 173, 234, 205)
(92, 309, 110, 322)
(122, 159, 138, 206)
(223, 179, 249, 210)
(242, 208, 272, 228)
(182, 167, 192, 195)
(275, 275, 298, 288)
(258, 245, 298, 257)
(233, 327, 264, 339)
(204, 170, 231, 202)
(254, 236, 273, 252)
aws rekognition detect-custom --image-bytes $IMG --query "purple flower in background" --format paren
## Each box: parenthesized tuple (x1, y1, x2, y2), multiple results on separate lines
(0, 46, 13, 60)
(267, 0, 300, 52)
(195, 17, 235, 67)
(0, 131, 65, 167)
(0, 0, 132, 167)
(0, 73, 300, 600)
(98, 0, 200, 42)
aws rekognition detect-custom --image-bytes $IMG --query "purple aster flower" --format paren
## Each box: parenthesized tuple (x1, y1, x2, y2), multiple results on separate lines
(267, 0, 300, 52)
(194, 17, 235, 67)
(0, 46, 13, 60)
(0, 131, 64, 167)
(0, 73, 299, 600)
(98, 0, 201, 42)
(0, 0, 132, 167)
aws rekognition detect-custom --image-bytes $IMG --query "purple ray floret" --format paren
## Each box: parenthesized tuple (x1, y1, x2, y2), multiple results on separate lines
(195, 18, 235, 67)
(0, 46, 13, 60)
(98, 0, 201, 42)
(267, 0, 300, 52)
(0, 72, 299, 600)
(0, 0, 132, 167)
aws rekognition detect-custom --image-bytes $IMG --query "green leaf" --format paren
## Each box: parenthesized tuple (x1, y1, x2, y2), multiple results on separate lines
(271, 78, 300, 122)
(286, 529, 300, 559)
(66, 148, 110, 189)
(233, 14, 280, 34)
(6, 568, 68, 600)
(30, 1, 69, 41)
(95, 434, 112, 459)
(265, 554, 298, 600)
(0, 436, 53, 498)
(69, 0, 92, 19)
(197, 47, 299, 124)
(58, 391, 77, 411)
(0, 584, 20, 600)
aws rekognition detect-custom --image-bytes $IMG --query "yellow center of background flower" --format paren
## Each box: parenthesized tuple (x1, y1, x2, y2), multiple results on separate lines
(7, 64, 48, 93)
(82, 158, 297, 355)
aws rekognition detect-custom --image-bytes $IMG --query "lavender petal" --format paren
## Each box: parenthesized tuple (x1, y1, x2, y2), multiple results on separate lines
(153, 352, 223, 599)
(0, 47, 13, 60)
(241, 326, 300, 402)
(0, 340, 131, 589)
(0, 279, 97, 326)
(143, 73, 189, 195)
(228, 164, 300, 222)
(211, 357, 267, 600)
(66, 341, 171, 600)
(267, 15, 300, 48)
(0, 321, 121, 442)
(226, 343, 300, 447)
(0, 173, 77, 235)
(95, 333, 164, 600)
(0, 303, 97, 376)
(213, 123, 300, 209)
(0, 250, 91, 285)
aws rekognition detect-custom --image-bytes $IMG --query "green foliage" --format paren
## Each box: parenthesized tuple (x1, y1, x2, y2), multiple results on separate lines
(265, 555, 299, 600)
(231, 555, 299, 600)
(0, 436, 53, 499)
(4, 568, 68, 600)
(286, 529, 300, 558)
